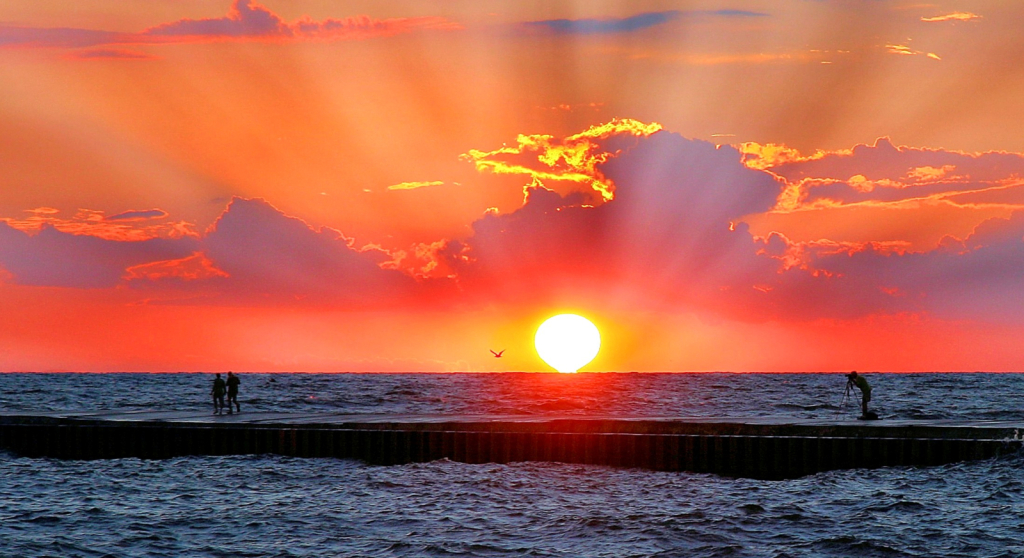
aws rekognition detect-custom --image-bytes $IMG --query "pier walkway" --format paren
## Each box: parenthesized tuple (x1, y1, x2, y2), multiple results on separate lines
(2, 411, 1021, 479)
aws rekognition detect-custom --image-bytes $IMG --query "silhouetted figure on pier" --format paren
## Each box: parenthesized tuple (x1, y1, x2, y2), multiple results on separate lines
(212, 373, 226, 415)
(846, 371, 875, 419)
(226, 371, 241, 414)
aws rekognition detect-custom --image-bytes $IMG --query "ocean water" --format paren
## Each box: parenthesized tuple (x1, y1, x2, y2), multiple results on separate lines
(1, 373, 1023, 557)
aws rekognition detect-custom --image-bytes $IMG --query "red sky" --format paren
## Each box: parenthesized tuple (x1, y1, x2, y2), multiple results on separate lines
(2, 0, 1024, 372)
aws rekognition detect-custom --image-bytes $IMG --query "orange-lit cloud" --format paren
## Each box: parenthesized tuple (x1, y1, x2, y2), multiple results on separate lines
(142, 0, 460, 42)
(0, 0, 459, 50)
(443, 130, 791, 315)
(5, 120, 1024, 327)
(124, 252, 229, 282)
(460, 118, 662, 202)
(537, 102, 605, 113)
(8, 122, 1024, 327)
(610, 48, 836, 66)
(7, 116, 1024, 369)
(0, 221, 198, 288)
(740, 138, 1024, 214)
(921, 12, 982, 23)
(4, 0, 1024, 372)
(904, 165, 959, 182)
(68, 48, 157, 60)
(387, 181, 445, 191)
(2, 207, 195, 242)
(886, 44, 941, 60)
(739, 142, 831, 170)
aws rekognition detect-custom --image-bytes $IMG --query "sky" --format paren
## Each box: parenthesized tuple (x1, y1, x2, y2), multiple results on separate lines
(2, 0, 1024, 372)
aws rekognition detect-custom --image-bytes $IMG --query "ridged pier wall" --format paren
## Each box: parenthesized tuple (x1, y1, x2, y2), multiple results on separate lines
(1, 414, 1021, 479)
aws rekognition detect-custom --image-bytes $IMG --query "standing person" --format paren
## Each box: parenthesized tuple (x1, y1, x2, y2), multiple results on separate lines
(212, 373, 226, 415)
(226, 371, 241, 414)
(846, 371, 872, 418)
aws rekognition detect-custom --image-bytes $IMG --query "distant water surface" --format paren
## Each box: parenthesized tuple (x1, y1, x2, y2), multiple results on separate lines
(2, 372, 1024, 420)
(1, 373, 1023, 557)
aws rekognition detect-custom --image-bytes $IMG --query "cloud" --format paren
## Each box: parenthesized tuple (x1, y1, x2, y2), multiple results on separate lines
(68, 48, 157, 60)
(201, 197, 417, 304)
(740, 137, 1024, 211)
(124, 252, 229, 283)
(0, 197, 434, 307)
(140, 0, 461, 42)
(521, 10, 766, 35)
(0, 221, 199, 288)
(802, 211, 1024, 321)
(522, 11, 681, 35)
(536, 102, 605, 112)
(0, 0, 459, 50)
(435, 122, 1024, 324)
(461, 118, 663, 202)
(387, 181, 445, 191)
(442, 130, 792, 316)
(6, 119, 1024, 327)
(0, 27, 127, 49)
(2, 207, 195, 241)
(745, 137, 1024, 183)
(886, 44, 940, 60)
(143, 0, 287, 38)
(106, 209, 169, 221)
(921, 12, 982, 23)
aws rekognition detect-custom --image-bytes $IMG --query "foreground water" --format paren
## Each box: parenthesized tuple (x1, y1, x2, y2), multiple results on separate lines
(1, 373, 1023, 557)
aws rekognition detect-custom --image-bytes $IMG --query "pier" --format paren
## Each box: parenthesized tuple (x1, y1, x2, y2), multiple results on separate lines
(1, 412, 1021, 479)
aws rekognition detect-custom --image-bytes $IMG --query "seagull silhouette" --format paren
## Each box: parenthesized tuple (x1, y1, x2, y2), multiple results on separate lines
(490, 349, 505, 358)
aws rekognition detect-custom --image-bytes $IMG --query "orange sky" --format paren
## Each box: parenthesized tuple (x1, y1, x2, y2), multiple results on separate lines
(2, 0, 1024, 372)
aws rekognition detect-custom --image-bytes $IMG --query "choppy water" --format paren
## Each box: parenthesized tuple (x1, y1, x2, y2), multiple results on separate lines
(3, 372, 1024, 420)
(2, 373, 1023, 557)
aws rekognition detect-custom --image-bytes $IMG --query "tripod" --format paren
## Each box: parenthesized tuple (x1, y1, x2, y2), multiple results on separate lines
(834, 382, 852, 418)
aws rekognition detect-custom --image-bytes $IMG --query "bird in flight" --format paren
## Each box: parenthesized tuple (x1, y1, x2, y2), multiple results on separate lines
(490, 349, 505, 358)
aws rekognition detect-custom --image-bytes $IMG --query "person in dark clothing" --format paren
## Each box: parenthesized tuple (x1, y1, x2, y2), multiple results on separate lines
(846, 371, 872, 417)
(225, 371, 241, 414)
(212, 373, 226, 415)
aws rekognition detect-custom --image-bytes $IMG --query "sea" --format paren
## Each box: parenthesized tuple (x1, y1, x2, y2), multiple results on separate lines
(1, 372, 1022, 558)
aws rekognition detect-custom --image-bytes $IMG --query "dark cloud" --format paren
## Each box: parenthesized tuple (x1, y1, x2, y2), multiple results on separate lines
(0, 197, 432, 306)
(106, 209, 169, 221)
(201, 197, 416, 303)
(521, 10, 766, 35)
(805, 211, 1024, 321)
(439, 129, 1024, 323)
(442, 132, 794, 314)
(143, 0, 287, 38)
(753, 138, 1024, 209)
(69, 48, 158, 60)
(0, 222, 197, 288)
(778, 137, 1024, 184)
(0, 0, 457, 50)
(801, 178, 991, 205)
(0, 26, 127, 49)
(522, 12, 682, 35)
(3, 120, 1022, 323)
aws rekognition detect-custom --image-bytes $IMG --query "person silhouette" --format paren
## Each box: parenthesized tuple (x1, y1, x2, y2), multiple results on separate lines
(846, 371, 872, 418)
(225, 371, 241, 414)
(211, 373, 226, 415)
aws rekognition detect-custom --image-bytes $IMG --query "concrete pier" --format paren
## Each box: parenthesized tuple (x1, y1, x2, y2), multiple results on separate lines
(1, 412, 1021, 479)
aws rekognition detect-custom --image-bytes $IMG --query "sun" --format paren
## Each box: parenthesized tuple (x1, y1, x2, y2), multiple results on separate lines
(535, 314, 601, 373)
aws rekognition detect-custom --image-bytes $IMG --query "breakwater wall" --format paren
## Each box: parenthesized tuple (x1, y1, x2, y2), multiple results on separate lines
(1, 414, 1020, 479)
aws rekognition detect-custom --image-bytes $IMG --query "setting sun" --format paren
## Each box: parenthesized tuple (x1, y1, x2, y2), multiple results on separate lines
(535, 314, 601, 373)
